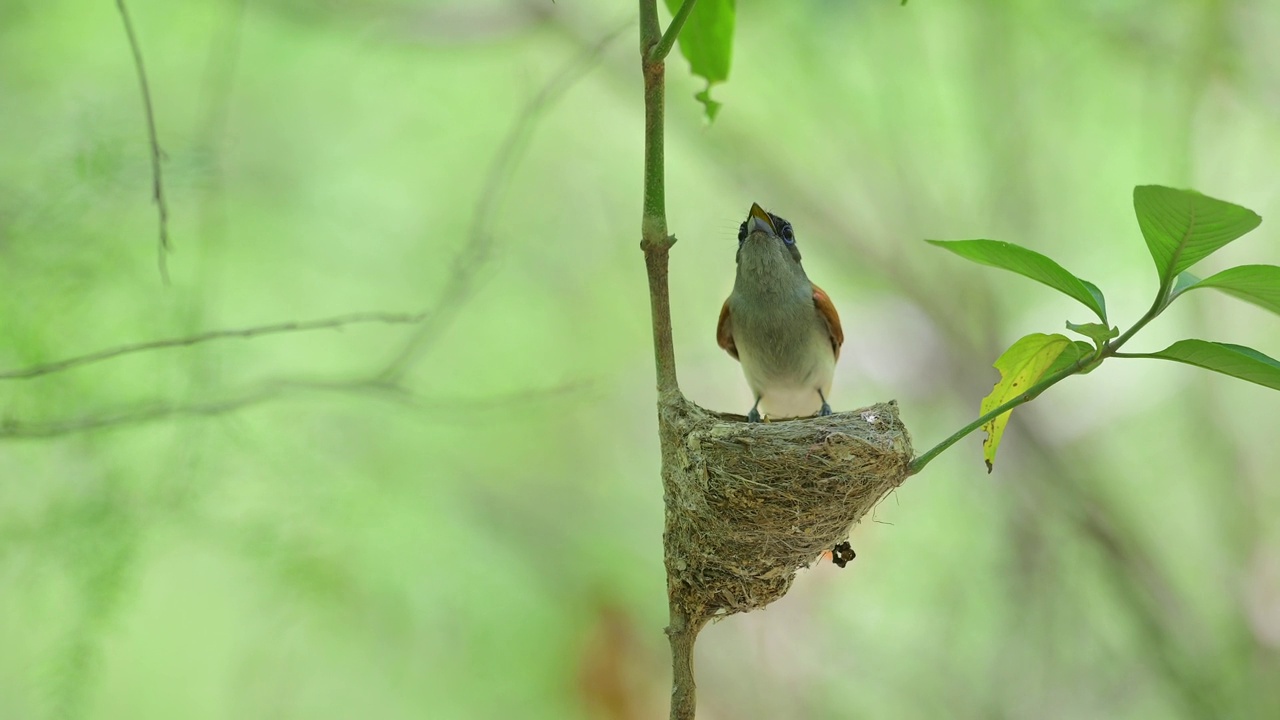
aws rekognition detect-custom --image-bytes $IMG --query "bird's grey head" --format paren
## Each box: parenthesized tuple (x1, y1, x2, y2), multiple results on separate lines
(737, 202, 803, 264)
(735, 203, 807, 289)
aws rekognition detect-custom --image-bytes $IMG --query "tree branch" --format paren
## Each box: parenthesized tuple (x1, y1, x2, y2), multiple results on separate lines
(1, 386, 284, 439)
(0, 378, 587, 439)
(666, 612, 708, 720)
(115, 0, 171, 285)
(640, 1, 679, 397)
(638, 2, 703, 719)
(0, 311, 426, 380)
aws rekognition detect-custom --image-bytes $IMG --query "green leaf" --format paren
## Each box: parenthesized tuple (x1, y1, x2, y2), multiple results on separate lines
(1066, 320, 1118, 349)
(1176, 264, 1280, 317)
(1142, 340, 1280, 391)
(1081, 279, 1108, 320)
(980, 333, 1088, 472)
(664, 0, 735, 121)
(926, 239, 1107, 322)
(1132, 186, 1262, 288)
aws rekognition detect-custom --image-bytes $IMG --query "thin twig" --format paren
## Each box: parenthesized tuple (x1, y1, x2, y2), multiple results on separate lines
(0, 387, 283, 439)
(904, 355, 1087, 475)
(648, 0, 697, 64)
(378, 21, 630, 382)
(116, 0, 172, 285)
(337, 378, 593, 413)
(0, 378, 588, 439)
(0, 311, 425, 380)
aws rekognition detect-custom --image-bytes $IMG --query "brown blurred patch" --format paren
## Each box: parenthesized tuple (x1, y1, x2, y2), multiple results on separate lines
(576, 601, 662, 720)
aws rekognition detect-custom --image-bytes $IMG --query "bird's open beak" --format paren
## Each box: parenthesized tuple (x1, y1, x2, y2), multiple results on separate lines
(747, 202, 776, 236)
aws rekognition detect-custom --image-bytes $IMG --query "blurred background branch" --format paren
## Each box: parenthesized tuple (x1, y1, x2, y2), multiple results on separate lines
(114, 0, 172, 285)
(0, 311, 423, 380)
(0, 378, 588, 439)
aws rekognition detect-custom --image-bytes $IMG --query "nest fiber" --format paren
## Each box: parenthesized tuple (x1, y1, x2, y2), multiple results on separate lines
(660, 397, 912, 619)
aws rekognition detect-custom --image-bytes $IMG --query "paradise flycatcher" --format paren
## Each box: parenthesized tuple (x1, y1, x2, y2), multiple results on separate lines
(717, 203, 844, 422)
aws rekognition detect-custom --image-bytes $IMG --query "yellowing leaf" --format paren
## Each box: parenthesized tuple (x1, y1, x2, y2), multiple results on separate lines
(980, 334, 1088, 472)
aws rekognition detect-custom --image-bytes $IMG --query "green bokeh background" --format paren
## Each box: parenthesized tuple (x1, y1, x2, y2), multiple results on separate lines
(3, 1, 1279, 718)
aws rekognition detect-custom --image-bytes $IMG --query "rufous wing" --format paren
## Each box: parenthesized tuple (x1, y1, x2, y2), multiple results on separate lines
(717, 299, 739, 360)
(813, 284, 843, 360)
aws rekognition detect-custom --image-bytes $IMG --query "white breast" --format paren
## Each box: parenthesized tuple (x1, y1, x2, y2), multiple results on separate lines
(739, 326, 836, 419)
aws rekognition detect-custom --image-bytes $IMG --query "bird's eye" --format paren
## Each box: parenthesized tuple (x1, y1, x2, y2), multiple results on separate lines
(737, 221, 748, 243)
(781, 223, 795, 244)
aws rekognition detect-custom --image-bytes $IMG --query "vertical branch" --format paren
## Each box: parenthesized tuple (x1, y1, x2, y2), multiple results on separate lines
(639, 0, 683, 397)
(643, 238, 679, 396)
(639, 2, 701, 719)
(666, 610, 708, 720)
(115, 0, 172, 285)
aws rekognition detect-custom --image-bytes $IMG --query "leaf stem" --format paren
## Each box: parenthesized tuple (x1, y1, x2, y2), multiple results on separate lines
(906, 358, 1085, 475)
(1107, 287, 1168, 350)
(649, 0, 698, 64)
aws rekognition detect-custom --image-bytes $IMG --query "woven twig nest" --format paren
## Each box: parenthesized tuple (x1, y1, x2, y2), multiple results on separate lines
(659, 395, 913, 620)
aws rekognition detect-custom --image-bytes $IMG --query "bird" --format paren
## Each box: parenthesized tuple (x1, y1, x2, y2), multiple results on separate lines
(716, 203, 844, 422)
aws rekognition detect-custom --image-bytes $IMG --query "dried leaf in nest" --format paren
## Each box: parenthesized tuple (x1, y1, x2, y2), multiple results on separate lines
(659, 397, 912, 620)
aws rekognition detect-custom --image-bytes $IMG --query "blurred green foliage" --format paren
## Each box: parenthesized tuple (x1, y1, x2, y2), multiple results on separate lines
(2, 1, 1279, 719)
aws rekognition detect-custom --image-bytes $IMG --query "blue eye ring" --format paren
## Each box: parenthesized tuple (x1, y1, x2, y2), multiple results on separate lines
(781, 223, 795, 244)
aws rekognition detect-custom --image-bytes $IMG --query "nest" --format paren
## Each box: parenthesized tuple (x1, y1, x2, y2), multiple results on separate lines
(659, 395, 913, 620)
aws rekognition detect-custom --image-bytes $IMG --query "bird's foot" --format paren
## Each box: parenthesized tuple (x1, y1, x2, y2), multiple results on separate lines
(819, 402, 832, 416)
(747, 407, 761, 423)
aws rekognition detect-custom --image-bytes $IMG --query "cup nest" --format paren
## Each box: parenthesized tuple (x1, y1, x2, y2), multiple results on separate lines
(660, 396, 913, 620)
